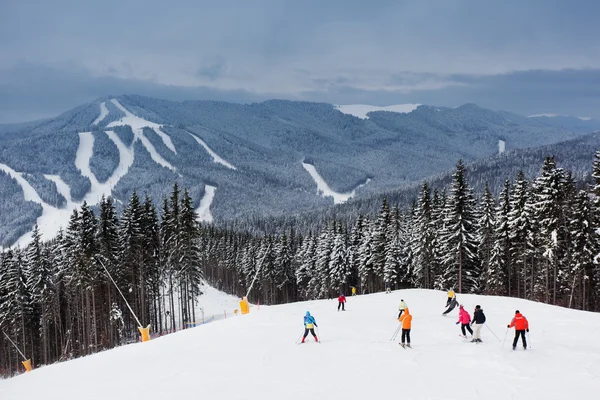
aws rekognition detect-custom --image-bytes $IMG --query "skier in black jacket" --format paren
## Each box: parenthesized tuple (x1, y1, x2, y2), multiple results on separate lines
(470, 305, 486, 343)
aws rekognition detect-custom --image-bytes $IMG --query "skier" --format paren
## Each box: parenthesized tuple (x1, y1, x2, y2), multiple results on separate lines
(301, 311, 318, 343)
(442, 296, 459, 315)
(398, 307, 412, 348)
(398, 299, 408, 318)
(456, 305, 473, 338)
(507, 310, 529, 350)
(337, 294, 346, 311)
(351, 287, 357, 296)
(446, 289, 455, 306)
(470, 305, 486, 343)
(385, 283, 391, 294)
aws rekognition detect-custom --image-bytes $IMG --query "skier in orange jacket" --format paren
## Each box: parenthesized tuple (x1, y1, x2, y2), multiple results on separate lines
(507, 310, 529, 350)
(398, 308, 413, 348)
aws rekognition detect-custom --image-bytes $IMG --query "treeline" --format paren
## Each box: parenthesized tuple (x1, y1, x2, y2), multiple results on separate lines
(204, 154, 600, 310)
(0, 184, 204, 377)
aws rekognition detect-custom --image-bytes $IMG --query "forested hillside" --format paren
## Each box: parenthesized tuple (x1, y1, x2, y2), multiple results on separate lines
(1, 96, 595, 246)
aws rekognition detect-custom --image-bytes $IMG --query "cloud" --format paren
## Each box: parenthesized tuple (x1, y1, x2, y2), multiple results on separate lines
(1, 1, 600, 121)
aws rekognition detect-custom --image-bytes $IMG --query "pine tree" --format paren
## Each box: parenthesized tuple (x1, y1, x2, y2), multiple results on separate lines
(477, 185, 496, 293)
(507, 171, 534, 298)
(531, 157, 568, 304)
(329, 225, 349, 295)
(439, 160, 480, 293)
(569, 190, 596, 310)
(411, 183, 434, 288)
(485, 179, 511, 295)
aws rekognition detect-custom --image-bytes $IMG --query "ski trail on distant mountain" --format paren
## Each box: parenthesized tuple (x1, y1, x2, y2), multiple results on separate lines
(196, 185, 216, 223)
(302, 162, 370, 204)
(136, 130, 176, 171)
(108, 99, 177, 154)
(499, 140, 506, 155)
(0, 163, 77, 247)
(76, 131, 136, 205)
(0, 163, 45, 204)
(75, 132, 99, 187)
(93, 102, 109, 125)
(44, 174, 75, 207)
(187, 132, 236, 170)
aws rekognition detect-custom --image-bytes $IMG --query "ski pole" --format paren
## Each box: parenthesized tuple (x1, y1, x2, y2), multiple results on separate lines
(502, 328, 509, 349)
(485, 324, 501, 342)
(295, 333, 304, 344)
(316, 326, 321, 343)
(526, 331, 532, 349)
(390, 323, 401, 341)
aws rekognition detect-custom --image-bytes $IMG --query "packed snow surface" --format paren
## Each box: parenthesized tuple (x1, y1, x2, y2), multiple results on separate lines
(188, 132, 236, 170)
(195, 185, 216, 223)
(92, 102, 109, 125)
(302, 162, 369, 204)
(1, 289, 599, 399)
(335, 104, 420, 119)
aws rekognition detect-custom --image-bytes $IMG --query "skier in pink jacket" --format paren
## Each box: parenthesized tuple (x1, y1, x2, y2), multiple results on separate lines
(456, 305, 473, 337)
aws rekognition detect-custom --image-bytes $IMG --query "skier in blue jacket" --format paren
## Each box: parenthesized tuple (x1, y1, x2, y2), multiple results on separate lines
(302, 311, 319, 343)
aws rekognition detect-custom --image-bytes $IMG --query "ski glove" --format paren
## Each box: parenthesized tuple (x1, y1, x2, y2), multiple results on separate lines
(507, 325, 510, 328)
(526, 329, 529, 332)
(315, 324, 318, 327)
(456, 321, 460, 325)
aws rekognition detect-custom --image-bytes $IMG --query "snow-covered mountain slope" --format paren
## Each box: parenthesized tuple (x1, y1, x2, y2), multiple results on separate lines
(1, 289, 598, 399)
(0, 96, 597, 246)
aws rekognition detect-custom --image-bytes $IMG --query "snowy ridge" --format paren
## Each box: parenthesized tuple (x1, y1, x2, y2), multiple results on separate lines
(108, 99, 177, 154)
(92, 102, 109, 125)
(335, 104, 420, 119)
(498, 139, 506, 154)
(528, 113, 592, 121)
(2, 289, 599, 399)
(302, 162, 369, 204)
(195, 185, 216, 223)
(188, 132, 236, 170)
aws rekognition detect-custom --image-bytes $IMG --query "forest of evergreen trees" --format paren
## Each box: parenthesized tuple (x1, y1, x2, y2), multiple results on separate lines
(3, 153, 600, 376)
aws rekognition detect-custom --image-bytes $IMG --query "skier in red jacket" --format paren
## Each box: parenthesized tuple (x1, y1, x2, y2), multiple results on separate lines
(507, 310, 529, 350)
(337, 294, 346, 311)
(456, 305, 473, 338)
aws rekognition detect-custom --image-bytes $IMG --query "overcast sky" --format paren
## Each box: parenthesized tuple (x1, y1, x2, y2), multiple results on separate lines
(1, 0, 600, 122)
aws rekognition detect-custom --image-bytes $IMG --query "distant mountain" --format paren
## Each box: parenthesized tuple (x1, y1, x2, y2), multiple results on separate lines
(0, 96, 596, 246)
(526, 114, 600, 133)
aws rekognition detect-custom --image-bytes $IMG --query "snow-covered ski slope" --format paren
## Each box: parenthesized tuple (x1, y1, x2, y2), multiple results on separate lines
(2, 289, 599, 400)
